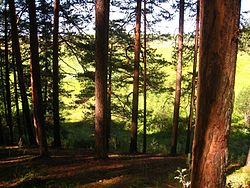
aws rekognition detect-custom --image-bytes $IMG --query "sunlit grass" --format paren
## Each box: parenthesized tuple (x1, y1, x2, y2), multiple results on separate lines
(235, 52, 250, 96)
(227, 166, 250, 187)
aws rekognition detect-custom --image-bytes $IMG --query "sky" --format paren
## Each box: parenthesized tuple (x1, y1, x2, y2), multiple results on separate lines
(0, 0, 249, 34)
(155, 0, 250, 34)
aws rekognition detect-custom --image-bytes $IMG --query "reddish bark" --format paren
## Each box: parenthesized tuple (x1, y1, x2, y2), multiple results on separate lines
(95, 0, 110, 159)
(8, 0, 37, 146)
(26, 0, 49, 156)
(191, 0, 241, 187)
(130, 0, 142, 154)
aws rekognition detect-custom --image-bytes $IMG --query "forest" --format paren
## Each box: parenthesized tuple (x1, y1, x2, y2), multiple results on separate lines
(0, 0, 250, 187)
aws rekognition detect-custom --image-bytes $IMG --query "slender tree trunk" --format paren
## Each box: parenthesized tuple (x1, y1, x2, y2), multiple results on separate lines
(142, 0, 147, 154)
(0, 60, 7, 124)
(106, 44, 113, 152)
(43, 60, 49, 121)
(246, 148, 250, 166)
(185, 0, 199, 154)
(4, 4, 14, 145)
(12, 53, 23, 141)
(53, 0, 61, 148)
(0, 117, 4, 145)
(0, 54, 4, 145)
(130, 0, 142, 154)
(191, 0, 241, 187)
(8, 0, 37, 146)
(171, 0, 184, 155)
(26, 0, 49, 156)
(95, 0, 110, 159)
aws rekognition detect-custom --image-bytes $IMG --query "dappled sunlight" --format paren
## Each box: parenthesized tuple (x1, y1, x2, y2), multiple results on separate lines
(0, 148, 186, 187)
(79, 175, 132, 187)
(0, 155, 36, 165)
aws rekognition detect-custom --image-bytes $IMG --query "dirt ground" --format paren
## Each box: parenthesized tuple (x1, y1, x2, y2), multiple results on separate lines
(0, 147, 187, 187)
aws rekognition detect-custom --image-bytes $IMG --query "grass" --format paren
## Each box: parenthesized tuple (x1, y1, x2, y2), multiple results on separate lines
(27, 40, 249, 187)
(227, 166, 250, 187)
(235, 52, 250, 96)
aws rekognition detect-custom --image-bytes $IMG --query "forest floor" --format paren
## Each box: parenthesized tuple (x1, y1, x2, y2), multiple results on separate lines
(0, 147, 187, 188)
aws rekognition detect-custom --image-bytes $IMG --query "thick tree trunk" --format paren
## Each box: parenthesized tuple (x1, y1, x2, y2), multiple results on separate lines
(95, 0, 110, 159)
(8, 0, 37, 146)
(53, 0, 61, 148)
(142, 0, 147, 154)
(4, 4, 14, 145)
(185, 0, 199, 155)
(26, 0, 49, 156)
(171, 0, 184, 155)
(191, 0, 241, 187)
(130, 0, 142, 154)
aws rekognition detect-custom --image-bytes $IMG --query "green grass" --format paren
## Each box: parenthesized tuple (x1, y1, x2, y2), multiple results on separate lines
(227, 166, 250, 187)
(235, 52, 250, 96)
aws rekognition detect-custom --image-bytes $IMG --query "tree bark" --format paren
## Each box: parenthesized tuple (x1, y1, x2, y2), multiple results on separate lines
(26, 0, 49, 156)
(107, 44, 113, 152)
(1, 60, 8, 128)
(4, 3, 14, 145)
(142, 0, 147, 154)
(191, 0, 241, 187)
(95, 0, 110, 159)
(171, 0, 184, 155)
(53, 0, 61, 148)
(246, 148, 250, 166)
(0, 117, 4, 145)
(185, 0, 199, 154)
(130, 0, 142, 154)
(12, 53, 23, 141)
(8, 0, 37, 146)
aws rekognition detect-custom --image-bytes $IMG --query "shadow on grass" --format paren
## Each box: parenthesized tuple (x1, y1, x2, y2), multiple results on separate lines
(0, 147, 186, 188)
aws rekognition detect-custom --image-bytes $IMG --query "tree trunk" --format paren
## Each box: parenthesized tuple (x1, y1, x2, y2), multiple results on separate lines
(13, 53, 23, 141)
(0, 117, 4, 145)
(0, 54, 5, 145)
(185, 0, 199, 155)
(191, 0, 241, 187)
(246, 148, 250, 166)
(4, 3, 14, 145)
(26, 0, 49, 157)
(171, 0, 184, 155)
(53, 0, 61, 148)
(95, 0, 110, 159)
(8, 0, 37, 146)
(142, 0, 147, 154)
(0, 59, 8, 127)
(106, 44, 113, 152)
(130, 0, 142, 154)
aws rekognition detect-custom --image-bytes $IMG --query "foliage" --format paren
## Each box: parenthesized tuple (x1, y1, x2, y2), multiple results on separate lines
(228, 123, 250, 165)
(235, 85, 250, 125)
(226, 166, 250, 188)
(174, 168, 191, 188)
